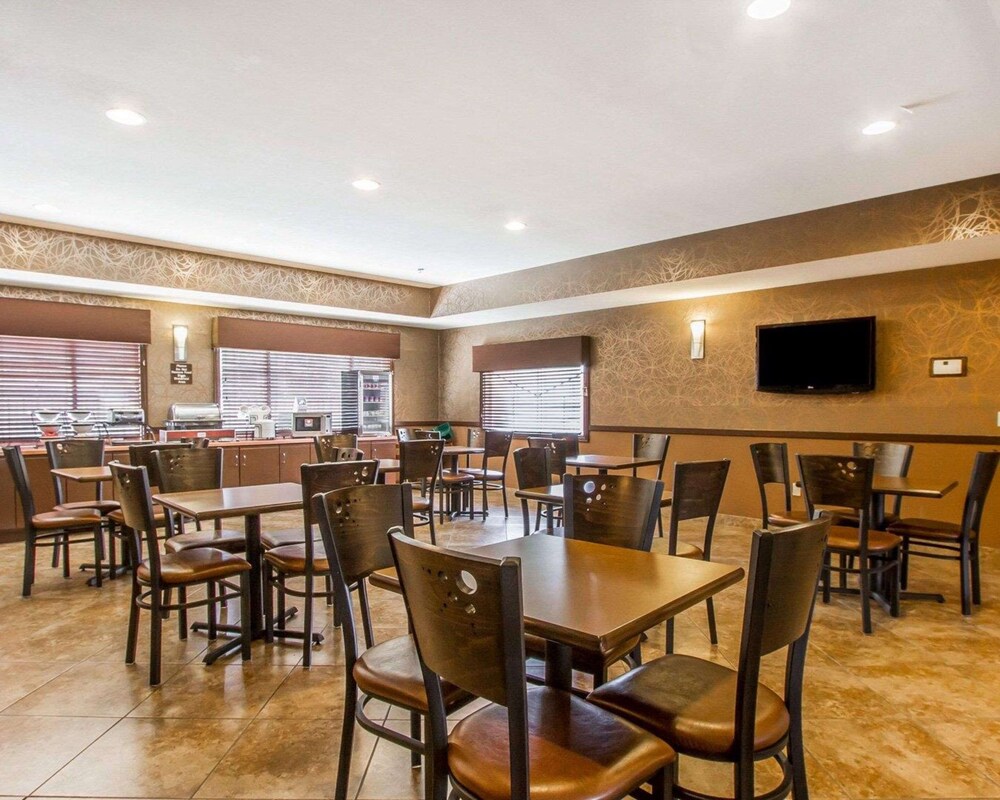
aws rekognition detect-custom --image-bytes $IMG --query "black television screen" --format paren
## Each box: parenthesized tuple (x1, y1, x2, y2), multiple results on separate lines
(756, 316, 876, 394)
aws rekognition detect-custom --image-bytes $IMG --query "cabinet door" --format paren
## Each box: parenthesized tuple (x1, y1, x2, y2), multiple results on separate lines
(279, 443, 314, 484)
(371, 439, 398, 460)
(240, 446, 281, 486)
(222, 448, 242, 488)
(0, 458, 19, 532)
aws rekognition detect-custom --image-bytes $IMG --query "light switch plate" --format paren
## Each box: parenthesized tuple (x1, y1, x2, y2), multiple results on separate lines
(929, 357, 967, 377)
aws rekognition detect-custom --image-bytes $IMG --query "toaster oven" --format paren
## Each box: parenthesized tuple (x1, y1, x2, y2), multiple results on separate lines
(291, 412, 333, 437)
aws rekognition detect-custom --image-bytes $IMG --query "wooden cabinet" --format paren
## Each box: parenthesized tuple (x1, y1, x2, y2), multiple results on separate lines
(370, 439, 398, 460)
(222, 447, 242, 488)
(0, 458, 18, 533)
(239, 445, 281, 486)
(279, 442, 314, 483)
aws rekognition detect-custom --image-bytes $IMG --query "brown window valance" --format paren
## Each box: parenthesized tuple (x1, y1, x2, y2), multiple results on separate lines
(213, 316, 401, 359)
(0, 297, 151, 343)
(472, 336, 591, 372)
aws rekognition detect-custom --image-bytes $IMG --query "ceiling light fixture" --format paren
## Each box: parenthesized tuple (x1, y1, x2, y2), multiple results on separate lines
(33, 203, 60, 213)
(746, 0, 791, 20)
(862, 120, 897, 136)
(504, 220, 527, 232)
(352, 178, 380, 191)
(105, 108, 147, 126)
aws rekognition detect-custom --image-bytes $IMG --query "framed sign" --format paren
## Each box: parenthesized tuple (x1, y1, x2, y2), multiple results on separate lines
(170, 361, 193, 385)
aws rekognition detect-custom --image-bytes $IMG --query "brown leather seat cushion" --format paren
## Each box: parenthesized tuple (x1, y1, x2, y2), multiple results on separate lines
(353, 634, 469, 712)
(31, 508, 102, 530)
(673, 541, 704, 559)
(54, 499, 121, 515)
(524, 632, 639, 673)
(368, 567, 399, 593)
(888, 518, 965, 541)
(767, 509, 811, 527)
(412, 496, 432, 512)
(263, 542, 330, 573)
(440, 471, 474, 484)
(458, 468, 504, 481)
(137, 548, 251, 585)
(826, 525, 902, 553)
(261, 528, 312, 549)
(589, 653, 789, 758)
(449, 685, 675, 800)
(165, 529, 246, 554)
(108, 505, 167, 526)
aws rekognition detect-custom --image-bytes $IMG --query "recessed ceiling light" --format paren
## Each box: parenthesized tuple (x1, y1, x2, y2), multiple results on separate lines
(746, 0, 791, 20)
(33, 203, 60, 213)
(352, 178, 380, 191)
(105, 108, 147, 126)
(862, 120, 897, 136)
(504, 220, 527, 232)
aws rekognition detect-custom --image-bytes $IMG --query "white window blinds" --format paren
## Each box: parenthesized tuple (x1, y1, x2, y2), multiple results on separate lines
(0, 334, 145, 442)
(217, 347, 392, 433)
(480, 365, 585, 435)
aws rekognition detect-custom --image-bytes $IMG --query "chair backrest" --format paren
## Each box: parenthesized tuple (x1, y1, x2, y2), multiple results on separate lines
(797, 454, 874, 532)
(962, 451, 1000, 537)
(389, 531, 528, 797)
(155, 447, 223, 493)
(853, 442, 913, 517)
(127, 442, 191, 488)
(563, 474, 663, 551)
(632, 433, 670, 480)
(467, 427, 485, 448)
(315, 433, 360, 461)
(513, 447, 551, 490)
(527, 437, 568, 478)
(668, 459, 730, 557)
(733, 518, 830, 769)
(399, 438, 444, 484)
(396, 427, 414, 442)
(483, 429, 514, 462)
(3, 445, 37, 521)
(414, 429, 442, 440)
(110, 462, 161, 578)
(300, 460, 379, 530)
(749, 442, 793, 526)
(46, 438, 107, 504)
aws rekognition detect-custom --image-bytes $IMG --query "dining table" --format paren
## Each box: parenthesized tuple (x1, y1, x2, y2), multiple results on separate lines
(565, 453, 663, 475)
(152, 482, 303, 664)
(370, 533, 744, 690)
(50, 464, 124, 583)
(514, 482, 674, 536)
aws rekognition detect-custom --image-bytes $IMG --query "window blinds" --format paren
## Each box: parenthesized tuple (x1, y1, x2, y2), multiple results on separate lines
(480, 365, 585, 435)
(0, 334, 144, 442)
(217, 347, 392, 433)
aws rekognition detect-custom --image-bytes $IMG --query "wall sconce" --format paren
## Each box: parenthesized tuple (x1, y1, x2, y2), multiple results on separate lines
(690, 319, 706, 360)
(172, 325, 189, 362)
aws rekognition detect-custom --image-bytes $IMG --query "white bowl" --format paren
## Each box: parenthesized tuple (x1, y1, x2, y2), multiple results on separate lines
(34, 410, 62, 424)
(72, 423, 95, 434)
(38, 424, 62, 437)
(67, 410, 92, 422)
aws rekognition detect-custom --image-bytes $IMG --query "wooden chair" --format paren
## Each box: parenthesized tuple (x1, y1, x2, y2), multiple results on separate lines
(314, 433, 360, 461)
(525, 473, 664, 686)
(633, 433, 671, 536)
(749, 442, 811, 529)
(527, 436, 568, 482)
(589, 517, 831, 800)
(415, 429, 443, 440)
(396, 427, 414, 442)
(389, 531, 676, 800)
(888, 450, 999, 616)
(459, 429, 513, 519)
(465, 427, 484, 468)
(313, 483, 472, 800)
(513, 446, 555, 533)
(399, 439, 445, 544)
(797, 454, 901, 634)
(263, 460, 381, 666)
(4, 445, 104, 596)
(845, 441, 914, 527)
(666, 459, 730, 649)
(110, 462, 251, 685)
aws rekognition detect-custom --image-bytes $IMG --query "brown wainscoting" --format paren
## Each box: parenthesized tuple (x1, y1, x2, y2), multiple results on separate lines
(590, 425, 1000, 446)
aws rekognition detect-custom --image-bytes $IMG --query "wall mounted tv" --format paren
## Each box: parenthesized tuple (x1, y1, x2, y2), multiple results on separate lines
(756, 316, 876, 394)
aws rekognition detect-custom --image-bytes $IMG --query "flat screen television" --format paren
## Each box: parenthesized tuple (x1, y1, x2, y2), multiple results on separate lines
(756, 316, 876, 394)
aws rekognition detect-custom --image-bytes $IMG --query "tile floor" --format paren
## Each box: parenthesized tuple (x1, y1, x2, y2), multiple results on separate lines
(1, 497, 998, 800)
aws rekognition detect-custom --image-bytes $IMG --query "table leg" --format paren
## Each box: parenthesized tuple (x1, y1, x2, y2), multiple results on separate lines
(544, 640, 573, 691)
(520, 498, 530, 536)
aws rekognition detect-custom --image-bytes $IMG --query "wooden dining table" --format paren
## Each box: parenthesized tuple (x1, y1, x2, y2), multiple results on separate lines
(153, 482, 303, 664)
(371, 533, 744, 690)
(514, 482, 674, 536)
(565, 453, 663, 475)
(871, 475, 959, 529)
(50, 464, 123, 583)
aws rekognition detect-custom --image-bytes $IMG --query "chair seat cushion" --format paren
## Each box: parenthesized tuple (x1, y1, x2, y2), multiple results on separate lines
(440, 471, 474, 485)
(767, 509, 811, 527)
(353, 634, 469, 712)
(887, 518, 964, 541)
(165, 528, 246, 553)
(263, 542, 329, 574)
(450, 685, 675, 800)
(826, 525, 902, 553)
(31, 508, 102, 530)
(673, 541, 704, 560)
(524, 633, 639, 673)
(54, 499, 121, 515)
(589, 653, 789, 758)
(261, 528, 312, 549)
(458, 468, 505, 481)
(412, 496, 432, 512)
(137, 548, 251, 585)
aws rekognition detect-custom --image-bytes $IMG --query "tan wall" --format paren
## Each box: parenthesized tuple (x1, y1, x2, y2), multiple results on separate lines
(0, 286, 440, 426)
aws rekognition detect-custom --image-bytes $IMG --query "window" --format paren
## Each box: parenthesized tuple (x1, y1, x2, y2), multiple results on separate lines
(0, 334, 145, 442)
(480, 365, 586, 436)
(217, 347, 392, 433)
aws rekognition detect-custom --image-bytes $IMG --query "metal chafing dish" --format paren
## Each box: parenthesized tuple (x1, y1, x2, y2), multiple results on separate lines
(165, 403, 223, 430)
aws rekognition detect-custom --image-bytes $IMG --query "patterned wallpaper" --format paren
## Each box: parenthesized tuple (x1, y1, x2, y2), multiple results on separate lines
(433, 174, 1000, 317)
(0, 222, 430, 317)
(440, 260, 1000, 436)
(0, 285, 440, 426)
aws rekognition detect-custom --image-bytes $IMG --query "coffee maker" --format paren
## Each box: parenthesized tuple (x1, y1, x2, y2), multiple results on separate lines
(242, 405, 275, 439)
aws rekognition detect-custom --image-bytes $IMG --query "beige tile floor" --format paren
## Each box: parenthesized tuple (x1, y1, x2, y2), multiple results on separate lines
(1, 496, 999, 800)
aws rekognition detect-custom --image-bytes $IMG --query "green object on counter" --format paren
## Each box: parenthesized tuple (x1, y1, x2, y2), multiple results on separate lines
(434, 422, 454, 441)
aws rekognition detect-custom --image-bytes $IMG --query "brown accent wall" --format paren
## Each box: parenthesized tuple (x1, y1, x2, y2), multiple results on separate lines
(214, 316, 401, 358)
(0, 297, 150, 343)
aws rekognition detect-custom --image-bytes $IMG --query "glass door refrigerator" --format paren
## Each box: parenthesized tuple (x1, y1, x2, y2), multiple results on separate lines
(358, 371, 393, 435)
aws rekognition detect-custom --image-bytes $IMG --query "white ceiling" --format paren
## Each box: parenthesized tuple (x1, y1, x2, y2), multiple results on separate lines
(2, 0, 1000, 287)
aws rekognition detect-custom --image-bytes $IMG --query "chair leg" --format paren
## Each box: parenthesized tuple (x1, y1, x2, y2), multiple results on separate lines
(859, 558, 873, 635)
(428, 507, 437, 545)
(177, 587, 188, 639)
(263, 564, 276, 644)
(650, 765, 672, 800)
(326, 574, 335, 606)
(207, 582, 218, 640)
(22, 534, 36, 597)
(972, 539, 982, 606)
(126, 580, 141, 665)
(534, 504, 542, 532)
(838, 553, 848, 589)
(734, 756, 754, 800)
(149, 586, 163, 686)
(410, 711, 421, 767)
(657, 511, 664, 538)
(62, 536, 71, 578)
(665, 617, 674, 654)
(899, 539, 909, 590)
(787, 720, 809, 800)
(706, 596, 718, 645)
(51, 536, 60, 568)
(960, 540, 973, 616)
(335, 680, 358, 800)
(302, 572, 314, 668)
(358, 581, 375, 650)
(240, 573, 252, 661)
(90, 524, 103, 588)
(889, 554, 901, 618)
(107, 521, 118, 577)
(821, 551, 831, 604)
